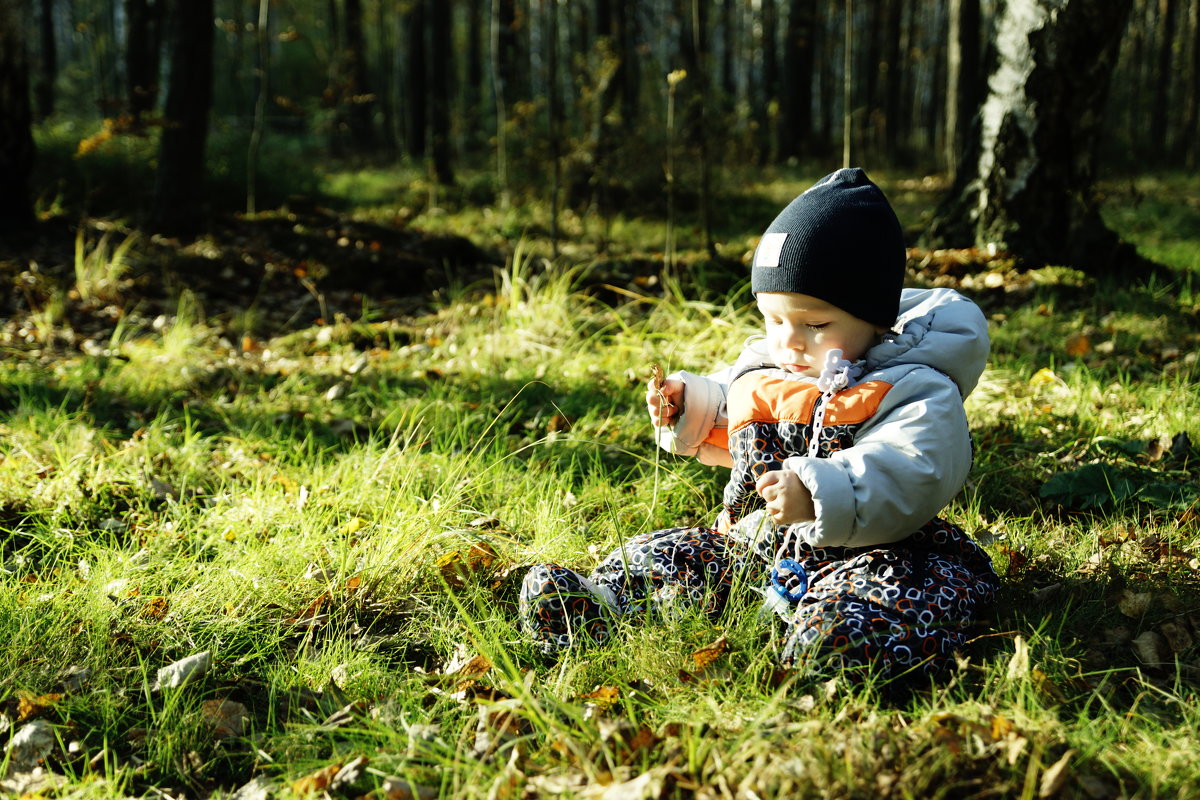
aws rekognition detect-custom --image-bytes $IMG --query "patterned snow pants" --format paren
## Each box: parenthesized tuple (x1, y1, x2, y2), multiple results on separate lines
(519, 515, 998, 680)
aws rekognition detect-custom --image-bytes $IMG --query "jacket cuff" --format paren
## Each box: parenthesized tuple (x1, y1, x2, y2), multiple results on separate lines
(654, 370, 725, 456)
(783, 455, 856, 547)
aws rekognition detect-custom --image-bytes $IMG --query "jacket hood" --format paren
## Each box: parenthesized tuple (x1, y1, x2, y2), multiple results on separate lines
(863, 288, 990, 396)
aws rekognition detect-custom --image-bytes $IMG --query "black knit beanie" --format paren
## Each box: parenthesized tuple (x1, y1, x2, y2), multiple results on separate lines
(751, 167, 906, 329)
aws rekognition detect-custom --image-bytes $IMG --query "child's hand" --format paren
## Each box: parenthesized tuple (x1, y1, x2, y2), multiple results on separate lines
(646, 376, 685, 427)
(756, 470, 815, 525)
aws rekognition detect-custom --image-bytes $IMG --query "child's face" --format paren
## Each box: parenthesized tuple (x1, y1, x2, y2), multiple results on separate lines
(757, 292, 883, 377)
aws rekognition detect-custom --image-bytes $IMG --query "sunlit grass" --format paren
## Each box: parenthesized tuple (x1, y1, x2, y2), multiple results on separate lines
(2, 170, 1200, 797)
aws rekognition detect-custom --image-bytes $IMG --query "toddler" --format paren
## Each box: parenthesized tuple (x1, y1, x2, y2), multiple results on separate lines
(519, 168, 998, 679)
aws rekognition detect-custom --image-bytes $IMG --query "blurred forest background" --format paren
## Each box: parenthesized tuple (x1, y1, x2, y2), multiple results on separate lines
(4, 0, 1197, 213)
(1, 0, 1198, 286)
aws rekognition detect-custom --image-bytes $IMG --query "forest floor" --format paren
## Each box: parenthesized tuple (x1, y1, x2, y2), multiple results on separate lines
(1, 169, 1200, 799)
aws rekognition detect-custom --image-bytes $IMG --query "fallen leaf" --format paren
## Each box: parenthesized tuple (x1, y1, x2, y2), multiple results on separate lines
(580, 766, 671, 800)
(1158, 620, 1194, 653)
(1006, 635, 1030, 681)
(1000, 545, 1029, 575)
(1115, 590, 1152, 619)
(57, 665, 92, 693)
(228, 776, 273, 800)
(201, 699, 248, 738)
(140, 596, 170, 621)
(473, 700, 529, 756)
(990, 714, 1015, 741)
(446, 653, 492, 680)
(1065, 335, 1091, 357)
(292, 763, 341, 795)
(288, 592, 330, 627)
(577, 685, 620, 711)
(1131, 630, 1170, 667)
(6, 719, 56, 767)
(437, 542, 499, 588)
(1039, 749, 1074, 798)
(378, 777, 441, 800)
(16, 691, 62, 722)
(339, 517, 367, 536)
(153, 651, 211, 691)
(1029, 368, 1064, 389)
(690, 635, 728, 670)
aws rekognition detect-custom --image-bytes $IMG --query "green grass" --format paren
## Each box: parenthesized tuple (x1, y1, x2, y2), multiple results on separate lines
(3, 173, 1200, 799)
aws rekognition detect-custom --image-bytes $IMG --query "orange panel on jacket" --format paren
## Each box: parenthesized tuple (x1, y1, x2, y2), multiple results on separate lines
(727, 373, 894, 432)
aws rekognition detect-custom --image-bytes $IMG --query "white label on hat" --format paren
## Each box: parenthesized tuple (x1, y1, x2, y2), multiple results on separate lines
(755, 232, 788, 268)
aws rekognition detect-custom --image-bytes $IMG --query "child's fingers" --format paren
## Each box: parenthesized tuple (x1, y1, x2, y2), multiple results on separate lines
(755, 470, 781, 493)
(646, 378, 684, 426)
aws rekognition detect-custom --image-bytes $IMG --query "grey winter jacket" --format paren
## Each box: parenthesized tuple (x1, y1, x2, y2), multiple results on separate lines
(655, 287, 989, 549)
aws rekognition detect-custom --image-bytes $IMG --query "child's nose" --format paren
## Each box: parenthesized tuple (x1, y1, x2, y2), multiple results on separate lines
(783, 326, 805, 350)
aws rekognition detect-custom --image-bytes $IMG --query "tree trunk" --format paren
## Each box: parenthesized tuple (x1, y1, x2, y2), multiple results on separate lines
(326, 0, 348, 155)
(945, 0, 982, 177)
(0, 0, 35, 229)
(35, 0, 55, 120)
(878, 0, 903, 160)
(246, 0, 269, 214)
(429, 0, 453, 184)
(404, 0, 427, 159)
(755, 0, 778, 164)
(680, 0, 714, 256)
(343, 0, 375, 150)
(779, 0, 816, 160)
(375, 0, 398, 151)
(1150, 0, 1178, 159)
(546, 0, 560, 253)
(616, 0, 638, 128)
(125, 0, 164, 118)
(1185, 0, 1200, 166)
(151, 0, 214, 236)
(464, 0, 484, 150)
(719, 0, 734, 98)
(925, 0, 1138, 272)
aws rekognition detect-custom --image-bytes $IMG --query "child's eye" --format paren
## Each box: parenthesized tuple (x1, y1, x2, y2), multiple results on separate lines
(806, 323, 829, 331)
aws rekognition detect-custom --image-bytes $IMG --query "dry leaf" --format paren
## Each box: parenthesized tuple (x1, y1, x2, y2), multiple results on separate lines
(473, 700, 529, 756)
(201, 699, 248, 738)
(578, 685, 620, 711)
(292, 763, 341, 795)
(690, 635, 728, 670)
(378, 777, 441, 800)
(140, 596, 170, 621)
(444, 648, 493, 680)
(1131, 630, 1170, 667)
(1158, 620, 1194, 653)
(339, 516, 367, 536)
(580, 766, 671, 800)
(288, 592, 330, 627)
(16, 691, 62, 722)
(228, 776, 272, 800)
(1039, 749, 1074, 798)
(5, 720, 56, 767)
(1065, 335, 1091, 357)
(990, 714, 1015, 741)
(437, 542, 499, 588)
(1115, 590, 1152, 618)
(153, 651, 211, 691)
(1006, 635, 1030, 681)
